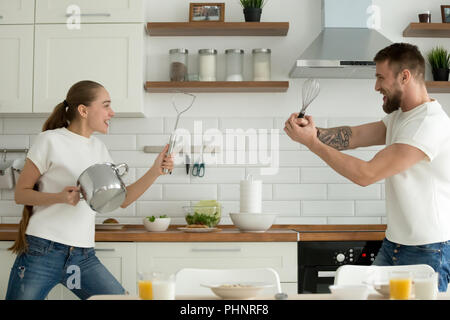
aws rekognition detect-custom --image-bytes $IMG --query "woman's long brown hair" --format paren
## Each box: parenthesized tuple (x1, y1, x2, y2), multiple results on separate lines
(9, 80, 104, 254)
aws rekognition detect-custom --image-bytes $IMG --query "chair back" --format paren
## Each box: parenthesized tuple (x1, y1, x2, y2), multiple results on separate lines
(334, 264, 435, 285)
(175, 267, 282, 296)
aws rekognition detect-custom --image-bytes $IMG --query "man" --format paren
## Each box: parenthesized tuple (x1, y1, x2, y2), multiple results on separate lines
(284, 43, 450, 292)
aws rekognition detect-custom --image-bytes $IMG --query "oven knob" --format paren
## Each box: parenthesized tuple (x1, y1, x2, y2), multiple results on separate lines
(336, 253, 346, 263)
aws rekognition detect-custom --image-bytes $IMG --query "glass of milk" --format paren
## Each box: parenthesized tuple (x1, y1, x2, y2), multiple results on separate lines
(151, 272, 176, 300)
(413, 271, 438, 300)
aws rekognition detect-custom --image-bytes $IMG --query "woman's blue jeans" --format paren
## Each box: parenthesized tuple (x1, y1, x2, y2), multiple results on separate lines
(373, 237, 450, 292)
(5, 235, 125, 300)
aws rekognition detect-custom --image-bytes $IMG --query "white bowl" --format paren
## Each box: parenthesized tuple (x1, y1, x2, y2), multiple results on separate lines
(143, 217, 171, 232)
(329, 284, 370, 300)
(201, 282, 273, 299)
(229, 213, 277, 232)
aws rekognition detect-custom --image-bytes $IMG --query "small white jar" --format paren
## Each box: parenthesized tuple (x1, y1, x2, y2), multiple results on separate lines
(198, 49, 217, 81)
(225, 49, 244, 81)
(252, 48, 271, 81)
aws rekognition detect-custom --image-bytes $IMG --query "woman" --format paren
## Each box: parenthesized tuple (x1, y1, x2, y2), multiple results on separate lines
(5, 80, 173, 300)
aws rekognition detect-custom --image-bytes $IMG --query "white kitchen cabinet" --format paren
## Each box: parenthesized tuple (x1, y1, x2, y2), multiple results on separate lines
(0, 0, 35, 24)
(0, 241, 16, 300)
(47, 242, 137, 300)
(0, 25, 34, 113)
(136, 242, 297, 294)
(33, 24, 144, 116)
(35, 0, 143, 24)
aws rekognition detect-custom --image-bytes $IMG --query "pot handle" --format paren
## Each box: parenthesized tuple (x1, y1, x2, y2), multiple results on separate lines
(114, 163, 129, 177)
(76, 182, 85, 200)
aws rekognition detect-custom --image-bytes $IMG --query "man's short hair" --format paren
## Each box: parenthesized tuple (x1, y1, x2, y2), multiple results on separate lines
(374, 43, 425, 82)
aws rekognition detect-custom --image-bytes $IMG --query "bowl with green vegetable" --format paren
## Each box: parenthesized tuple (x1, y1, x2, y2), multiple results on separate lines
(143, 215, 171, 232)
(183, 201, 222, 228)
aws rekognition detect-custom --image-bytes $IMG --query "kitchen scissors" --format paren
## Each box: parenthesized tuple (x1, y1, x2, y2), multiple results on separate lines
(191, 145, 205, 177)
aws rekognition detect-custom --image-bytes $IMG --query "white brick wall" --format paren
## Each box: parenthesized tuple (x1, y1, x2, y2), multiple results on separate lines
(0, 116, 388, 225)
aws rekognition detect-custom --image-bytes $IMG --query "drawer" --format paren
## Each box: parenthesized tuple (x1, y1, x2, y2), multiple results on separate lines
(137, 242, 297, 282)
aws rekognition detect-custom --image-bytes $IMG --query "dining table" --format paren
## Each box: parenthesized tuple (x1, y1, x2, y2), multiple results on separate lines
(88, 292, 450, 300)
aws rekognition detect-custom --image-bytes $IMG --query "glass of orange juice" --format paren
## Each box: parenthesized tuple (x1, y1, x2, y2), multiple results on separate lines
(389, 271, 412, 300)
(138, 272, 154, 300)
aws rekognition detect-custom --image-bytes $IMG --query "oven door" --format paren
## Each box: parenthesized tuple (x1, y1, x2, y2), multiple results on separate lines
(299, 266, 337, 293)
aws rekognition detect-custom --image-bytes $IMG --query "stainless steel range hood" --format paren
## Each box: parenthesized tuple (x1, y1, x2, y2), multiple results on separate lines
(289, 0, 392, 79)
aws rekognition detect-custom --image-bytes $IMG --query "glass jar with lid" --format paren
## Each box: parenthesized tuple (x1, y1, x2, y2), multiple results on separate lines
(225, 49, 244, 81)
(252, 48, 271, 81)
(169, 49, 188, 82)
(198, 49, 217, 81)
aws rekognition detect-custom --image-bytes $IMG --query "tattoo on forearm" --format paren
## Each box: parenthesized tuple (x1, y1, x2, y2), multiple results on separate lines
(317, 126, 352, 150)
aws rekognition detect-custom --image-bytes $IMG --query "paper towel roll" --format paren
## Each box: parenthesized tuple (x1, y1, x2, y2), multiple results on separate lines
(240, 175, 262, 213)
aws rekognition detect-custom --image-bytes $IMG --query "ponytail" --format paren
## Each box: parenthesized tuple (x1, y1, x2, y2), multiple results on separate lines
(8, 185, 38, 255)
(9, 80, 104, 255)
(42, 101, 69, 131)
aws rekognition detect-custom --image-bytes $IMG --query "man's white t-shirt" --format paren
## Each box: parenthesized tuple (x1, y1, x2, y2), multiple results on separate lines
(25, 128, 113, 248)
(382, 100, 450, 245)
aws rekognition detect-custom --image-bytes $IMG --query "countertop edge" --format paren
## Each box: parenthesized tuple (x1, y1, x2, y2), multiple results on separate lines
(0, 224, 386, 242)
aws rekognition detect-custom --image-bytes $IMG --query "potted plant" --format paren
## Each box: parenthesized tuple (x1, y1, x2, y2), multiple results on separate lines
(427, 46, 450, 81)
(239, 0, 268, 22)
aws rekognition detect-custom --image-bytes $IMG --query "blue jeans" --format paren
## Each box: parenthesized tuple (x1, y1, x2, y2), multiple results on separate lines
(5, 235, 125, 300)
(373, 238, 450, 292)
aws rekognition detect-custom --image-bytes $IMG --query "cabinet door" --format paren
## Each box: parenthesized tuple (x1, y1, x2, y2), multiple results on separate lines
(0, 242, 16, 300)
(0, 0, 35, 24)
(47, 242, 137, 300)
(136, 242, 297, 283)
(35, 0, 143, 23)
(33, 24, 144, 116)
(0, 25, 33, 113)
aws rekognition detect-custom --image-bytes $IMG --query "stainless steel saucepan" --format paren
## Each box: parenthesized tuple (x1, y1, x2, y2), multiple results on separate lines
(77, 162, 128, 213)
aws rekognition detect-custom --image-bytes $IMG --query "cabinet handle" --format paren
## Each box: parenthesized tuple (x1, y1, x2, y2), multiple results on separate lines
(191, 248, 241, 252)
(317, 271, 336, 278)
(65, 13, 111, 17)
(95, 248, 116, 252)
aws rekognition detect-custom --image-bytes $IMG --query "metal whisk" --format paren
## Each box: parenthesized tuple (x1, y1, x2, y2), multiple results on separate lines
(298, 78, 320, 118)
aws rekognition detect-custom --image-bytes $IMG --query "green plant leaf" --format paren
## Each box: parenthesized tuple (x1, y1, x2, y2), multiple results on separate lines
(148, 216, 156, 222)
(159, 214, 168, 218)
(427, 46, 450, 70)
(239, 0, 268, 9)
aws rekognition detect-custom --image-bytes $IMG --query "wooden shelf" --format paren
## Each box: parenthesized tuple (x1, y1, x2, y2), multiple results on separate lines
(403, 23, 450, 37)
(426, 81, 450, 93)
(146, 22, 289, 36)
(144, 81, 289, 93)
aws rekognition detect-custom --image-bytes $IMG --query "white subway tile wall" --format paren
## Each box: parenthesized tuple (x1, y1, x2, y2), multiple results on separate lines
(0, 117, 387, 225)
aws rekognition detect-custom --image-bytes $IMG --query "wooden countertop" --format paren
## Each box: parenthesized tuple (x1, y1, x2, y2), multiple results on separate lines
(0, 224, 386, 242)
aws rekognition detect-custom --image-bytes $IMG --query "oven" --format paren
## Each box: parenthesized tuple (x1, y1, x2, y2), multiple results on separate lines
(298, 241, 382, 293)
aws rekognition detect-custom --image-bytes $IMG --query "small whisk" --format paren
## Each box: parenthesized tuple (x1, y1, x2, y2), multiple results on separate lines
(298, 78, 320, 118)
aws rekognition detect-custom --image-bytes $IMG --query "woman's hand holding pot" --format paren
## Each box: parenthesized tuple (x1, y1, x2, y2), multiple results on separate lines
(151, 144, 174, 176)
(59, 186, 80, 206)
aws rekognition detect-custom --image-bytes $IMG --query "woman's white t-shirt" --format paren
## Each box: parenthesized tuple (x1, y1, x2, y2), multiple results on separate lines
(382, 100, 450, 245)
(25, 128, 113, 248)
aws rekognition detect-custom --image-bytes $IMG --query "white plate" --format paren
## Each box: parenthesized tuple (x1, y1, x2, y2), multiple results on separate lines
(201, 282, 273, 299)
(177, 227, 220, 233)
(95, 224, 126, 230)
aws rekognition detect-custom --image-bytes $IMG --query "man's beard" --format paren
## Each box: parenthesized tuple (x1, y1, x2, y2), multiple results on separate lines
(382, 89, 402, 114)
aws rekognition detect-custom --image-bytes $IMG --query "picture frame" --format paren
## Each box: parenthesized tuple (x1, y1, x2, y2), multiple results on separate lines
(441, 5, 450, 23)
(189, 3, 225, 22)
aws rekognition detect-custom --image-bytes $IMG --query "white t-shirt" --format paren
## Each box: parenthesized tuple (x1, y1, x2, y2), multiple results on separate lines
(382, 100, 450, 245)
(25, 128, 113, 248)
